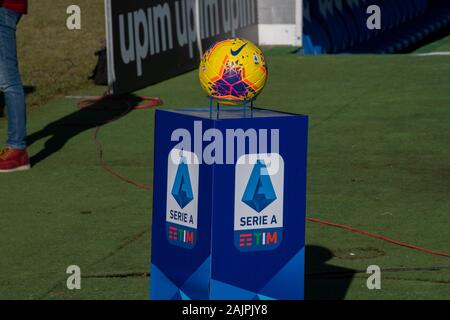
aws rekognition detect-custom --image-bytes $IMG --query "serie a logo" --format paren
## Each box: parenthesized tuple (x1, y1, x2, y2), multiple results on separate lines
(234, 154, 284, 252)
(166, 149, 199, 249)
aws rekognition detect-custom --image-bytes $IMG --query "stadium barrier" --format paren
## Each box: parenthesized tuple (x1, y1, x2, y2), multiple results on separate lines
(257, 0, 303, 46)
(303, 0, 450, 54)
(105, 0, 259, 95)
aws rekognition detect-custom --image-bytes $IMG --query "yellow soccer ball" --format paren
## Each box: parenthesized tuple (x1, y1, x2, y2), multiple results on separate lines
(199, 38, 268, 106)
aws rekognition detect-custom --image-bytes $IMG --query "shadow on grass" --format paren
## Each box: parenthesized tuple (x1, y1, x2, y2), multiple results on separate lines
(305, 245, 356, 300)
(27, 94, 144, 167)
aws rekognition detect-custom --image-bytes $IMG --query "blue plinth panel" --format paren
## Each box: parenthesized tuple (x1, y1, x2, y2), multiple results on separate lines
(150, 108, 308, 300)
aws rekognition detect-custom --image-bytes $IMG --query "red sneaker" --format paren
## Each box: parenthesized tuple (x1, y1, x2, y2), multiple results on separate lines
(0, 147, 31, 173)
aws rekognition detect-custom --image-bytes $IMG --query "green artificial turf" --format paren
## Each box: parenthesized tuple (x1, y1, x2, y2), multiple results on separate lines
(414, 35, 450, 53)
(0, 51, 449, 299)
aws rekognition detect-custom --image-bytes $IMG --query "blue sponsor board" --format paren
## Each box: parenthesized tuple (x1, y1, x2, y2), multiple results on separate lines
(150, 108, 308, 300)
(303, 0, 450, 54)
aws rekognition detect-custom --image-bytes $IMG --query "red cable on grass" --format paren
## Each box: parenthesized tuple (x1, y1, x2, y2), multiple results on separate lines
(92, 125, 154, 191)
(307, 217, 450, 258)
(77, 95, 163, 190)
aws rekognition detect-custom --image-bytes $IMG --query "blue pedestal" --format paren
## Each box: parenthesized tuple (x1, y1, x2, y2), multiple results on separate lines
(150, 108, 308, 300)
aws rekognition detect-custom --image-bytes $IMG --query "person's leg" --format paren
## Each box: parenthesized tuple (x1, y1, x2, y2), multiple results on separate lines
(0, 8, 26, 150)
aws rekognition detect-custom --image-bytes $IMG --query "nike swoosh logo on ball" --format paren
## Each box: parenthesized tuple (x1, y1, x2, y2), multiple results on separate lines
(231, 43, 248, 56)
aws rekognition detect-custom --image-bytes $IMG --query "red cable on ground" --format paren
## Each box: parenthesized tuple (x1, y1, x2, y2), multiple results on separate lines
(307, 217, 450, 258)
(92, 125, 154, 190)
(77, 95, 163, 190)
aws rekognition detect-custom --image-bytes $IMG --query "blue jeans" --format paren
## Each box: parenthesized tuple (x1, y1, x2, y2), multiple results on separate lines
(0, 8, 26, 150)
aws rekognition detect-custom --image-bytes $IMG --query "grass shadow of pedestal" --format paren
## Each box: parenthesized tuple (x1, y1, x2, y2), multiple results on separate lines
(305, 245, 357, 300)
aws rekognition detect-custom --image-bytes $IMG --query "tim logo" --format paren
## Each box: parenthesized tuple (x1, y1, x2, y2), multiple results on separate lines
(238, 230, 279, 248)
(167, 224, 196, 249)
(234, 154, 284, 252)
(166, 149, 199, 249)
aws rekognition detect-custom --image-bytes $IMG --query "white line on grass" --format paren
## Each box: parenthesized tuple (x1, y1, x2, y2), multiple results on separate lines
(414, 52, 450, 56)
